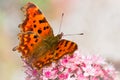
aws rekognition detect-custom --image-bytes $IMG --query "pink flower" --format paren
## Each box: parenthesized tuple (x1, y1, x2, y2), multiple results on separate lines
(58, 73, 68, 80)
(23, 51, 117, 80)
(43, 67, 57, 79)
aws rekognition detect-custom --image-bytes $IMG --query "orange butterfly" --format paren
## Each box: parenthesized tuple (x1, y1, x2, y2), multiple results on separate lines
(13, 2, 77, 70)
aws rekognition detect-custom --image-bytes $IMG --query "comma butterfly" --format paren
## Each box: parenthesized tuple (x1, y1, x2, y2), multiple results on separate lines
(13, 2, 78, 70)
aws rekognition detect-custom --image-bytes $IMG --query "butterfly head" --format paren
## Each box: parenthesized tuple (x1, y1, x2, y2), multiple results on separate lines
(56, 32, 63, 40)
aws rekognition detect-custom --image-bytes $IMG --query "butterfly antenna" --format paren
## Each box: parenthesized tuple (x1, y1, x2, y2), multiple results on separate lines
(58, 13, 64, 34)
(63, 33, 84, 36)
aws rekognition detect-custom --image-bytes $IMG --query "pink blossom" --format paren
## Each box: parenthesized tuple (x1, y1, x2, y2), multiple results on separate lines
(58, 73, 68, 80)
(23, 51, 117, 80)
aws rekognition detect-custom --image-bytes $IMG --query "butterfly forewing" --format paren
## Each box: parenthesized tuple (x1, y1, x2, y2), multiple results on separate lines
(14, 2, 54, 58)
(20, 2, 54, 38)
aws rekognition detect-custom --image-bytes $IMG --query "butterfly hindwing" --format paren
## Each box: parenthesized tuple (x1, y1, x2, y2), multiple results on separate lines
(32, 39, 78, 69)
(53, 39, 78, 60)
(32, 50, 54, 69)
(15, 31, 41, 58)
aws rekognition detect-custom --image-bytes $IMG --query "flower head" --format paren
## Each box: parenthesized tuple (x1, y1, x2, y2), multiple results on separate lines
(24, 51, 117, 80)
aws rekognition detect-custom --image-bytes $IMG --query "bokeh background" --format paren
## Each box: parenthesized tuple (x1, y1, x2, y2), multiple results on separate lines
(0, 0, 120, 80)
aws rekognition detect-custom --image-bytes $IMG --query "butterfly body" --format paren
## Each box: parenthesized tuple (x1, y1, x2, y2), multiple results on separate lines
(30, 33, 62, 60)
(13, 2, 77, 70)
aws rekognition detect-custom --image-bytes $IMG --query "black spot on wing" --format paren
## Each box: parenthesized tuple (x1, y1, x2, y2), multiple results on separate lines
(43, 26, 49, 30)
(33, 24, 36, 28)
(56, 47, 59, 50)
(59, 40, 64, 46)
(64, 41, 69, 47)
(30, 43, 34, 46)
(27, 2, 36, 9)
(39, 18, 46, 24)
(35, 39, 38, 42)
(55, 53, 58, 57)
(22, 17, 29, 31)
(37, 9, 42, 14)
(38, 29, 42, 34)
(34, 35, 38, 38)
(59, 49, 62, 52)
(33, 20, 36, 23)
(74, 44, 78, 50)
(68, 42, 74, 50)
(29, 28, 33, 31)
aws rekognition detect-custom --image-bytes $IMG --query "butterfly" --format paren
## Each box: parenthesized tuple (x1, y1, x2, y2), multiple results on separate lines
(13, 2, 78, 70)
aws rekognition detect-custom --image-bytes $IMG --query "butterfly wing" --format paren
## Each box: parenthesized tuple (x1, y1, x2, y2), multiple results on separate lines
(14, 32, 41, 58)
(53, 39, 78, 60)
(13, 2, 54, 59)
(20, 2, 54, 38)
(32, 39, 78, 69)
(32, 50, 54, 69)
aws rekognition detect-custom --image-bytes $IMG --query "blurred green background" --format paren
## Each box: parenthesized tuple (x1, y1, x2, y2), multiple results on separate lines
(0, 0, 120, 80)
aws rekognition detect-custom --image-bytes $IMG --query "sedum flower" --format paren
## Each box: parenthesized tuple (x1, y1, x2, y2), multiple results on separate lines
(24, 51, 117, 80)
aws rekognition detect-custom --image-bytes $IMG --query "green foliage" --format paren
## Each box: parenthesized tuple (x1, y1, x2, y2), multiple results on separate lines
(21, 0, 51, 9)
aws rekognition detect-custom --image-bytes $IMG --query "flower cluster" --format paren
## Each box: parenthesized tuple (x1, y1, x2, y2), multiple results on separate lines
(24, 51, 117, 80)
